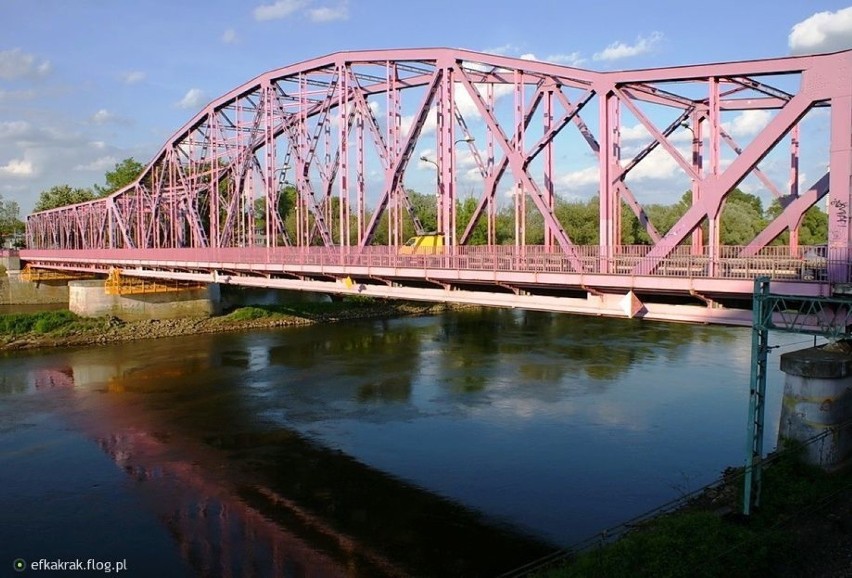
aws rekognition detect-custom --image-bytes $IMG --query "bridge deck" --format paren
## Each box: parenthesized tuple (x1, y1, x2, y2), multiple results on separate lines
(18, 247, 840, 327)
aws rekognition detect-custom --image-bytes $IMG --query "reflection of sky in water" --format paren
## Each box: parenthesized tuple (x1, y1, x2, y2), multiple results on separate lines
(0, 312, 831, 547)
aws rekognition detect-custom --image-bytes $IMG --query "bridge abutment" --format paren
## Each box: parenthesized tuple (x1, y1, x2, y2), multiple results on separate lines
(778, 344, 852, 469)
(69, 280, 221, 321)
(1, 255, 70, 307)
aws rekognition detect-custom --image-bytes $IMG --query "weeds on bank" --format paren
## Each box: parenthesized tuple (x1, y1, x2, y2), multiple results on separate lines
(0, 310, 116, 339)
(536, 443, 851, 578)
(0, 310, 78, 336)
(222, 297, 380, 322)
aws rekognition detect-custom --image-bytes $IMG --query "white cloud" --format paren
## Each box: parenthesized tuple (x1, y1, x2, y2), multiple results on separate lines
(725, 110, 771, 137)
(0, 118, 149, 213)
(90, 109, 117, 125)
(616, 122, 697, 151)
(546, 52, 586, 67)
(401, 108, 437, 137)
(253, 0, 308, 21)
(308, 2, 348, 22)
(622, 146, 680, 181)
(0, 121, 31, 139)
(0, 89, 38, 101)
(483, 44, 522, 57)
(0, 48, 51, 80)
(400, 81, 513, 137)
(222, 28, 238, 44)
(620, 123, 651, 142)
(74, 156, 118, 172)
(556, 165, 599, 189)
(121, 71, 146, 85)
(0, 159, 34, 177)
(593, 32, 662, 61)
(483, 48, 585, 68)
(176, 88, 206, 109)
(789, 7, 852, 55)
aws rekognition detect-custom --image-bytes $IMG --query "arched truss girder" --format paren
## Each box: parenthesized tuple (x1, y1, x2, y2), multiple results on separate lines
(27, 48, 852, 276)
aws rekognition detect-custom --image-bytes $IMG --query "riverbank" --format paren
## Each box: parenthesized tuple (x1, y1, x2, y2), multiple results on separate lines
(525, 443, 852, 578)
(0, 298, 454, 351)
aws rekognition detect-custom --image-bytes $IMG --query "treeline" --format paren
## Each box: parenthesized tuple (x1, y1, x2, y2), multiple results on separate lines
(365, 188, 827, 247)
(33, 158, 145, 212)
(34, 158, 827, 247)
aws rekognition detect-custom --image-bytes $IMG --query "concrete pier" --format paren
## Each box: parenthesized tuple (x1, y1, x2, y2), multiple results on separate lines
(1, 272, 70, 306)
(69, 280, 220, 321)
(779, 344, 852, 469)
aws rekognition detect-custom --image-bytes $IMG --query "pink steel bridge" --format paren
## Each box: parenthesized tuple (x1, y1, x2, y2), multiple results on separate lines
(21, 47, 852, 325)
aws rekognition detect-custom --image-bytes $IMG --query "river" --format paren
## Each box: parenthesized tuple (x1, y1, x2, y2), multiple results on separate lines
(0, 308, 810, 577)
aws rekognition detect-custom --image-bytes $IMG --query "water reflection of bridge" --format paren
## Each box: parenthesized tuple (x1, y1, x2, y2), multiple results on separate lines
(35, 362, 552, 577)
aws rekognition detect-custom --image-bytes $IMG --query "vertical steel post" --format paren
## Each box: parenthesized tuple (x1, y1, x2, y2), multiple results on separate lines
(486, 84, 495, 246)
(828, 94, 852, 283)
(338, 65, 349, 248)
(789, 124, 800, 253)
(357, 106, 365, 244)
(708, 77, 721, 276)
(744, 275, 771, 515)
(514, 70, 524, 248)
(690, 110, 704, 255)
(264, 83, 275, 248)
(543, 86, 554, 250)
(598, 90, 618, 272)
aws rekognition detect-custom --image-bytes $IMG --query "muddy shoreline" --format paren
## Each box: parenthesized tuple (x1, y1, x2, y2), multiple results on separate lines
(0, 301, 455, 352)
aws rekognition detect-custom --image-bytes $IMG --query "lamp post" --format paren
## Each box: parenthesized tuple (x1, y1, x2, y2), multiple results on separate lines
(681, 120, 705, 257)
(420, 136, 475, 248)
(264, 165, 290, 247)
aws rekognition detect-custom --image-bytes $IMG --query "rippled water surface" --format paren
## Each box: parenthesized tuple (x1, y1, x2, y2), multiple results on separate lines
(0, 309, 808, 576)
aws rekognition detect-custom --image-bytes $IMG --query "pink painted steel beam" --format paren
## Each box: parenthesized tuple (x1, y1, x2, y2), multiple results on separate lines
(24, 47, 850, 298)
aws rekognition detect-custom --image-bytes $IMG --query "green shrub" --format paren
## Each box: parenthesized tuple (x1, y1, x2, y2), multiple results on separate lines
(0, 313, 36, 335)
(0, 310, 78, 336)
(226, 307, 273, 321)
(32, 310, 77, 333)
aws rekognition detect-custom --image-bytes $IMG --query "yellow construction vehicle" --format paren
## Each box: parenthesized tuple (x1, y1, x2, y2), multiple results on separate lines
(400, 233, 444, 255)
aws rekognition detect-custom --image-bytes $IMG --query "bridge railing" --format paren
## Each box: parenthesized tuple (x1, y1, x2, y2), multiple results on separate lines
(22, 244, 843, 283)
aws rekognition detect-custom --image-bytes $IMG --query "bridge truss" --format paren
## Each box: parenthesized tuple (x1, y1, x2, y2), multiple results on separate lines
(21, 48, 852, 321)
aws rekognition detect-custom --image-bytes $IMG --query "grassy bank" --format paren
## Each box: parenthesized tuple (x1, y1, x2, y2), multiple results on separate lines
(0, 309, 112, 338)
(531, 444, 852, 578)
(0, 298, 451, 350)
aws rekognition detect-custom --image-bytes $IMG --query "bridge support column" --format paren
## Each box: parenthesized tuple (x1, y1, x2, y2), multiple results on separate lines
(1, 263, 69, 307)
(778, 344, 852, 470)
(69, 280, 220, 321)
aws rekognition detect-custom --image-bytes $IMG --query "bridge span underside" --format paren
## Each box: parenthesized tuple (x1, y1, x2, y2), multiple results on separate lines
(21, 47, 852, 325)
(21, 246, 835, 326)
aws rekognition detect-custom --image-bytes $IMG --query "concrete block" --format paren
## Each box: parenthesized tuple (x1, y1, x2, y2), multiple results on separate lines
(69, 280, 220, 321)
(779, 345, 852, 469)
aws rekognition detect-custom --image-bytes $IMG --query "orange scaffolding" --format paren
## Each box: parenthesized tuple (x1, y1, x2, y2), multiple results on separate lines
(104, 268, 205, 295)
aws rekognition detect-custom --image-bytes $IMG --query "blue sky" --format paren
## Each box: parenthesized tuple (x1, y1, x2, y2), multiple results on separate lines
(1, 0, 851, 215)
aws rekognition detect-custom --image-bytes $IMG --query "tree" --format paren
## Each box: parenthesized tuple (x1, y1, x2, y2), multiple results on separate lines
(555, 196, 599, 245)
(766, 199, 828, 245)
(720, 199, 765, 244)
(726, 188, 763, 215)
(34, 185, 95, 212)
(94, 157, 145, 197)
(456, 196, 488, 245)
(0, 195, 23, 246)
